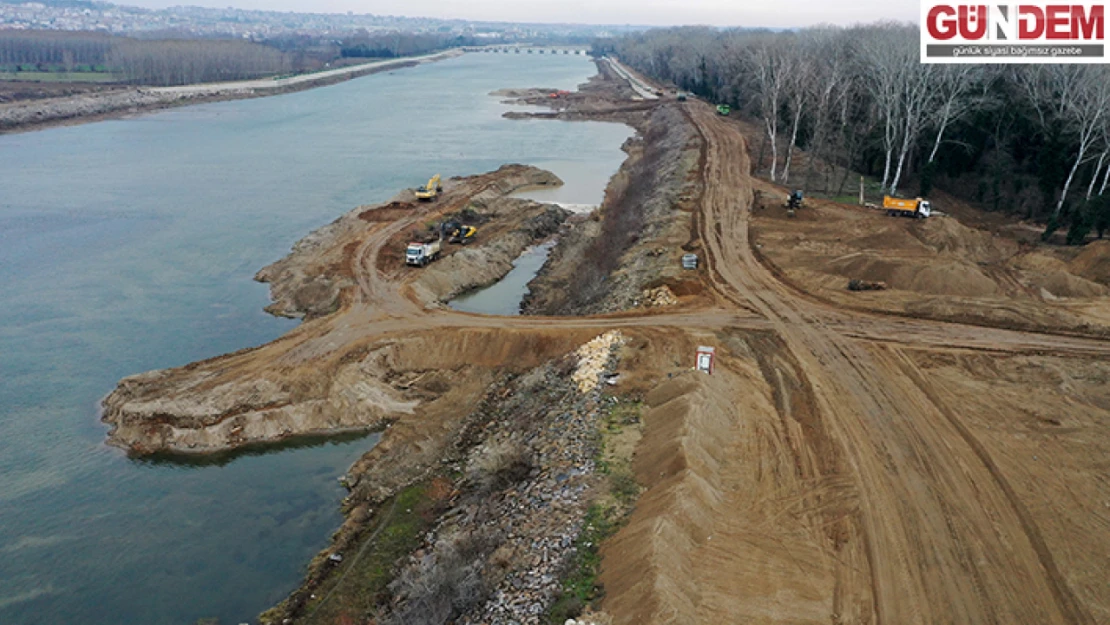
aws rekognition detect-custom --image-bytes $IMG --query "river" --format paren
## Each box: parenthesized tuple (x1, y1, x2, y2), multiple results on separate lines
(0, 53, 632, 625)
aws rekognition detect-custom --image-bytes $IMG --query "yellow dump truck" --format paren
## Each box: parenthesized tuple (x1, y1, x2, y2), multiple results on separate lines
(883, 196, 932, 219)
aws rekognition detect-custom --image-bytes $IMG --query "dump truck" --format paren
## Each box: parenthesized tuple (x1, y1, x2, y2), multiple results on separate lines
(716, 104, 731, 116)
(405, 240, 441, 267)
(415, 174, 442, 201)
(883, 196, 931, 218)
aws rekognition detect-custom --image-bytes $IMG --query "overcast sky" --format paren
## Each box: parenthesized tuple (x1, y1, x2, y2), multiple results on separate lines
(126, 0, 919, 28)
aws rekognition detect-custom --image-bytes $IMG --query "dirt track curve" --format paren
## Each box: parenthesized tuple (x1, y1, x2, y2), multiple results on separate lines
(668, 102, 1101, 624)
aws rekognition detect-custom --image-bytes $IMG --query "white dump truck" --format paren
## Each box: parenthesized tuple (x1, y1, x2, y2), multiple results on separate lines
(405, 240, 441, 267)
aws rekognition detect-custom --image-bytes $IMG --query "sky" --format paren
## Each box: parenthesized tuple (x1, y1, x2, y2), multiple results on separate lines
(125, 0, 920, 28)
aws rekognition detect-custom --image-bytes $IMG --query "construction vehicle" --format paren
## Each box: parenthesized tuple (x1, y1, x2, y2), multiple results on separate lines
(441, 220, 477, 245)
(405, 239, 441, 267)
(883, 196, 931, 218)
(677, 92, 687, 102)
(716, 104, 731, 116)
(415, 174, 442, 201)
(848, 279, 888, 291)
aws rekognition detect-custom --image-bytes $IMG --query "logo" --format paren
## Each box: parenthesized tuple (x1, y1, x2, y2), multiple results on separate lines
(921, 2, 1107, 62)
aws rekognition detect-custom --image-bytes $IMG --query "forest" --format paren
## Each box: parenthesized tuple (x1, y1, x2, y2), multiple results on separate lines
(597, 24, 1110, 241)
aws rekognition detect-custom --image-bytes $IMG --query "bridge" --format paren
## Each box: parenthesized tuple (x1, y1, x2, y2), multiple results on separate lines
(462, 46, 590, 56)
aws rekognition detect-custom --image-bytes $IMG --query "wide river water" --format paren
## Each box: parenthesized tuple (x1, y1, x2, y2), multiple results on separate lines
(0, 53, 632, 625)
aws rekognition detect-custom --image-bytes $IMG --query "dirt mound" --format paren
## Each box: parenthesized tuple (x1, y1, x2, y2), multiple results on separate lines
(827, 253, 1001, 297)
(911, 216, 1018, 263)
(1070, 240, 1110, 285)
(1030, 271, 1109, 299)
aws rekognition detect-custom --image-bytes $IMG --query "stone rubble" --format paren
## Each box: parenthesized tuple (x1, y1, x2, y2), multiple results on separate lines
(571, 331, 624, 393)
(640, 285, 679, 308)
(388, 334, 625, 625)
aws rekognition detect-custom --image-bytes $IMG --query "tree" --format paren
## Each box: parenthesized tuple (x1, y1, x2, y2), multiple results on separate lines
(747, 36, 789, 182)
(1019, 64, 1110, 218)
(928, 64, 989, 164)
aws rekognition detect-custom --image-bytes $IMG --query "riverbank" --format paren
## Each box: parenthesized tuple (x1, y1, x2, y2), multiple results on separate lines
(0, 49, 461, 134)
(100, 164, 569, 455)
(95, 56, 729, 623)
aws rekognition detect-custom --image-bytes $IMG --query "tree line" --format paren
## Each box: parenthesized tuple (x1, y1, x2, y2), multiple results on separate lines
(108, 39, 289, 86)
(596, 24, 1110, 241)
(0, 30, 112, 69)
(0, 30, 291, 85)
(338, 31, 476, 59)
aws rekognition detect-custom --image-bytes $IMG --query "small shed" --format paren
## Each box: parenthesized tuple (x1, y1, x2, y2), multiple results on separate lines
(695, 346, 716, 374)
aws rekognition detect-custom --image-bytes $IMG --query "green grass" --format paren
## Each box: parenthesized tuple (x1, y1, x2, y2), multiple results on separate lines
(0, 71, 120, 83)
(547, 503, 617, 623)
(288, 483, 435, 625)
(547, 397, 644, 623)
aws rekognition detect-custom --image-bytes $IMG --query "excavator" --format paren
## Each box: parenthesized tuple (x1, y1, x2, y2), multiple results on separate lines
(415, 174, 442, 201)
(440, 220, 477, 244)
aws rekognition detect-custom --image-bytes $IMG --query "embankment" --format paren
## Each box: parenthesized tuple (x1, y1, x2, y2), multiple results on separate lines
(520, 84, 703, 315)
(0, 50, 459, 134)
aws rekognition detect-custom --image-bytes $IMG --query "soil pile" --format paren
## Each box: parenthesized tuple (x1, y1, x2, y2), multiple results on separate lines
(1070, 239, 1110, 285)
(752, 200, 1110, 334)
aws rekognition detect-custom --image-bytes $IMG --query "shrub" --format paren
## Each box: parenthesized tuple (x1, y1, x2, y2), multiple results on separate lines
(467, 438, 532, 493)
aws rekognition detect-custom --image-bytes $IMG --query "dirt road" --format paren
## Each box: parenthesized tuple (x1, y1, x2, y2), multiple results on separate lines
(599, 101, 1108, 624)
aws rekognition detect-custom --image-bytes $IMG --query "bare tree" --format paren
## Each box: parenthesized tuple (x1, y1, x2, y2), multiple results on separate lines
(856, 24, 905, 194)
(779, 36, 809, 184)
(747, 36, 789, 181)
(1020, 64, 1110, 217)
(800, 26, 851, 192)
(927, 64, 988, 164)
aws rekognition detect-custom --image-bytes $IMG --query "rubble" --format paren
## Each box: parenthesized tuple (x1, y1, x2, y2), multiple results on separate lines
(641, 285, 679, 307)
(571, 331, 624, 393)
(383, 335, 626, 625)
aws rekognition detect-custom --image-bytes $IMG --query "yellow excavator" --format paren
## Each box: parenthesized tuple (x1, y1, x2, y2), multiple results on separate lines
(441, 220, 477, 244)
(415, 174, 442, 201)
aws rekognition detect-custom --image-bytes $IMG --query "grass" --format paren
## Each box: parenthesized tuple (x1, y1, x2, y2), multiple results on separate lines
(547, 397, 644, 623)
(547, 503, 617, 623)
(0, 71, 120, 83)
(278, 483, 435, 625)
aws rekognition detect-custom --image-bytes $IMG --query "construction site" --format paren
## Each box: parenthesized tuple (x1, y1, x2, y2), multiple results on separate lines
(100, 58, 1110, 625)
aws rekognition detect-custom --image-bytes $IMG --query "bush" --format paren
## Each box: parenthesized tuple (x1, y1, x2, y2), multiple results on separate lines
(384, 530, 496, 625)
(1042, 215, 1060, 242)
(1067, 205, 1092, 245)
(467, 438, 532, 493)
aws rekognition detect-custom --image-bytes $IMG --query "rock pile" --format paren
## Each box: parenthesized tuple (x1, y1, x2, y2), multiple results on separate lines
(641, 285, 679, 307)
(571, 331, 624, 393)
(386, 336, 626, 625)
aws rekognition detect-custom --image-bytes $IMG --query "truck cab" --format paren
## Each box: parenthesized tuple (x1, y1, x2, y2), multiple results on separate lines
(883, 196, 932, 219)
(405, 241, 440, 267)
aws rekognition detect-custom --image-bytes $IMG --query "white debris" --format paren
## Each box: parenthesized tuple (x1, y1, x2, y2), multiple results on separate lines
(641, 285, 679, 307)
(571, 331, 624, 393)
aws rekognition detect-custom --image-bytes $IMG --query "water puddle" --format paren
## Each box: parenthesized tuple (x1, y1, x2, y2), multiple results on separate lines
(448, 240, 554, 315)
